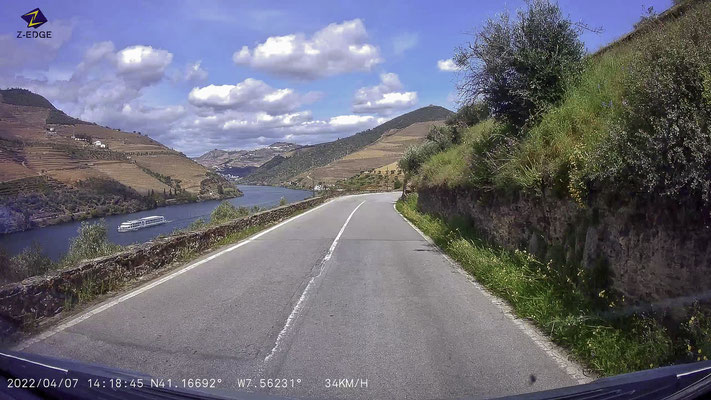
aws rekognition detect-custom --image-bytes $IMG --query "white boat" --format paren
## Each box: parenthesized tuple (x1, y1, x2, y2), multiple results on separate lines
(117, 216, 168, 232)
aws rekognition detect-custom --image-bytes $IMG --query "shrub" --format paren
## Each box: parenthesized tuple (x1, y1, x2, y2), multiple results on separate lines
(445, 102, 491, 128)
(279, 197, 288, 206)
(62, 221, 121, 267)
(0, 243, 55, 283)
(455, 0, 585, 128)
(598, 5, 711, 206)
(398, 141, 441, 176)
(393, 177, 402, 190)
(188, 218, 207, 230)
(210, 201, 249, 224)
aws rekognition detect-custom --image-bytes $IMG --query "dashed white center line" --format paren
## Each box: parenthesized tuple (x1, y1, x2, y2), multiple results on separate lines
(264, 200, 366, 362)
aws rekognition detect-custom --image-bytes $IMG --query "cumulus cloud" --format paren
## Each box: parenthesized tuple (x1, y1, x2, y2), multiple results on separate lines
(188, 78, 320, 115)
(183, 61, 208, 81)
(352, 72, 417, 116)
(115, 45, 173, 86)
(392, 32, 418, 55)
(437, 58, 461, 72)
(0, 41, 175, 131)
(2, 37, 391, 156)
(232, 19, 381, 79)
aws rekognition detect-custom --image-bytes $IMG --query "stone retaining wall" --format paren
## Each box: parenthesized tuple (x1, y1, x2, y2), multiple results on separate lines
(416, 187, 711, 305)
(0, 196, 325, 337)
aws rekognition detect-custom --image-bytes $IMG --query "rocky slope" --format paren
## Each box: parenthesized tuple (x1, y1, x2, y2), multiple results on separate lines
(194, 142, 303, 177)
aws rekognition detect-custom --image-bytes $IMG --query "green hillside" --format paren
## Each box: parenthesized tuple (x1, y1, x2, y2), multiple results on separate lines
(243, 105, 452, 185)
(0, 88, 56, 109)
(1, 88, 90, 125)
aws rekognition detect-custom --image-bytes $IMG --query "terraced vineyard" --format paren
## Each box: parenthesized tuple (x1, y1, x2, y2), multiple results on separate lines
(0, 88, 241, 233)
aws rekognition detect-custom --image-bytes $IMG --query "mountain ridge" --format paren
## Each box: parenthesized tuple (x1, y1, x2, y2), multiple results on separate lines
(242, 105, 453, 185)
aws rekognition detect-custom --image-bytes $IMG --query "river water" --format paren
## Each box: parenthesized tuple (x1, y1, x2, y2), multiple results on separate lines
(0, 185, 313, 261)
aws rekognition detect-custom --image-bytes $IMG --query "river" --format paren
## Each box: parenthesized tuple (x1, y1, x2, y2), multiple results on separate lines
(0, 185, 313, 261)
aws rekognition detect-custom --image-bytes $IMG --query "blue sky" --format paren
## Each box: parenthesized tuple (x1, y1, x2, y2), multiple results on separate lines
(1, 0, 670, 156)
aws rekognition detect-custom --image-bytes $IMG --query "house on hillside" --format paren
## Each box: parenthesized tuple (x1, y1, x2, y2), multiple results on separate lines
(93, 140, 106, 149)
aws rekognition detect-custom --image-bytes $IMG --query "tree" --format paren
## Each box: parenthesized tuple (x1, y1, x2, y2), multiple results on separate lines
(455, 0, 585, 129)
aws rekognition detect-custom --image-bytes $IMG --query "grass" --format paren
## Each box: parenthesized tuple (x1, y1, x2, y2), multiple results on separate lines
(496, 49, 633, 197)
(415, 49, 633, 197)
(396, 193, 680, 376)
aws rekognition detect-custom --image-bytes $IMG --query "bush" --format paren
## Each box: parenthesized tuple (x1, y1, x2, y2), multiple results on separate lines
(393, 178, 402, 190)
(279, 197, 288, 206)
(445, 102, 491, 128)
(398, 141, 442, 176)
(62, 221, 121, 267)
(598, 5, 711, 206)
(0, 243, 55, 283)
(455, 0, 585, 128)
(210, 201, 249, 224)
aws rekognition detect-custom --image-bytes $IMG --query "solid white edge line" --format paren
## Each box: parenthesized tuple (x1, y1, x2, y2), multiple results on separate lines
(13, 196, 364, 352)
(0, 352, 68, 373)
(264, 200, 366, 362)
(391, 202, 594, 384)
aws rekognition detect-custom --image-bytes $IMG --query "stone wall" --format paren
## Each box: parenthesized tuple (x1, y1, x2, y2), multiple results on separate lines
(416, 187, 711, 304)
(0, 196, 325, 337)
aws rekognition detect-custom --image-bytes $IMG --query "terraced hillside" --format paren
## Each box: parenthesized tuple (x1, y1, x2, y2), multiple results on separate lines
(296, 121, 444, 185)
(242, 106, 452, 186)
(0, 88, 240, 234)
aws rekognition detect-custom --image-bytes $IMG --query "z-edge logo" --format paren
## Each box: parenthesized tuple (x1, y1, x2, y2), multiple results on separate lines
(21, 8, 48, 29)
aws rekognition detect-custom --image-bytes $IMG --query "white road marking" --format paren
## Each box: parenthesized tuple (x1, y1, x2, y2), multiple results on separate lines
(13, 197, 346, 352)
(264, 200, 366, 362)
(0, 352, 68, 373)
(392, 202, 594, 384)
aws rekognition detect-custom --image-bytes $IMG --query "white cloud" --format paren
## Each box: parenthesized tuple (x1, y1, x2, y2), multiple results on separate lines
(352, 72, 417, 116)
(116, 45, 173, 86)
(184, 61, 208, 82)
(437, 58, 461, 72)
(233, 19, 381, 79)
(392, 32, 418, 55)
(188, 78, 320, 115)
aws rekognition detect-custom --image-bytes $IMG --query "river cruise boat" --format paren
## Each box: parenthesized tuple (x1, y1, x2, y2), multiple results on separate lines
(117, 216, 168, 232)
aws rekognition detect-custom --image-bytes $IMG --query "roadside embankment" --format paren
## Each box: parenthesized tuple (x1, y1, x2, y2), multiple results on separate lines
(416, 186, 711, 305)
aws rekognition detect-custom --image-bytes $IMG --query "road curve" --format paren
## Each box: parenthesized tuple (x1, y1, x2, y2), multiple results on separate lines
(19, 192, 582, 399)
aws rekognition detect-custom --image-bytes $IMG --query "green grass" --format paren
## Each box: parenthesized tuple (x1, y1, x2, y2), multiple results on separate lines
(416, 119, 497, 189)
(396, 193, 678, 376)
(496, 49, 633, 198)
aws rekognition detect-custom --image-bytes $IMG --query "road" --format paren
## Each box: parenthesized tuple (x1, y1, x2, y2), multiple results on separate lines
(17, 192, 585, 399)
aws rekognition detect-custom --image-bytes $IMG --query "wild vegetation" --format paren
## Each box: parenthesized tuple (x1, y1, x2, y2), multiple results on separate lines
(0, 220, 120, 285)
(397, 0, 711, 374)
(397, 194, 710, 376)
(403, 0, 711, 212)
(0, 199, 271, 285)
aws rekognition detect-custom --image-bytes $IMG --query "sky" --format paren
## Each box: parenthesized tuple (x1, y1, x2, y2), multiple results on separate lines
(0, 0, 671, 157)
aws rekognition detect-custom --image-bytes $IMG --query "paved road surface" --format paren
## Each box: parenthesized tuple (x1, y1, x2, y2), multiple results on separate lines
(18, 193, 584, 399)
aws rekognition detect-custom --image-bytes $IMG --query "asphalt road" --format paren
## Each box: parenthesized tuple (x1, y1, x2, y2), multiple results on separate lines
(18, 192, 585, 399)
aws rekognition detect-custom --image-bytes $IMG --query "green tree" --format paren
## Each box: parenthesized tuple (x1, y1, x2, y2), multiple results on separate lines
(455, 0, 585, 129)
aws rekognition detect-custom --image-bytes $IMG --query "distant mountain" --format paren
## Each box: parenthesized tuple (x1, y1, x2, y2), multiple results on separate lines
(194, 142, 303, 178)
(296, 120, 445, 186)
(243, 105, 453, 186)
(0, 88, 240, 234)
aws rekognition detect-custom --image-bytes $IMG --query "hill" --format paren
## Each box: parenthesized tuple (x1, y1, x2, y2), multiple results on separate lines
(296, 120, 444, 186)
(194, 142, 303, 178)
(242, 105, 452, 185)
(0, 89, 241, 234)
